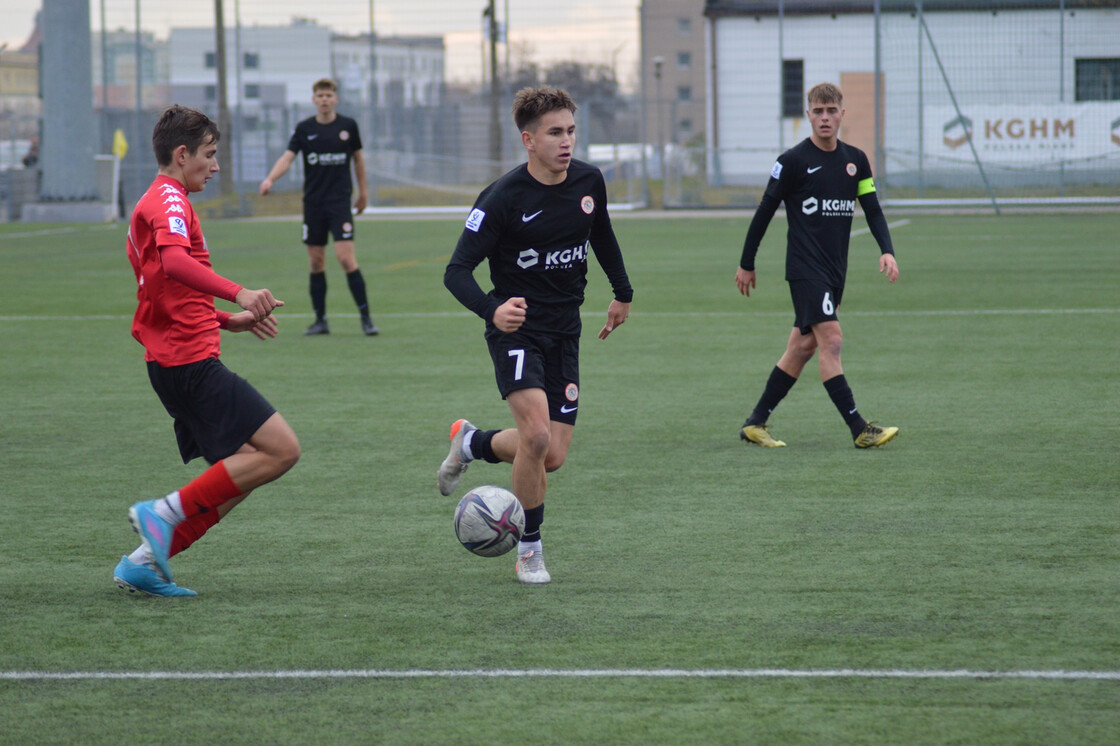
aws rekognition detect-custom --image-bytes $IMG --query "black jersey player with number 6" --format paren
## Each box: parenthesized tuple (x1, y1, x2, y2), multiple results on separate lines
(735, 82, 900, 449)
(439, 86, 633, 584)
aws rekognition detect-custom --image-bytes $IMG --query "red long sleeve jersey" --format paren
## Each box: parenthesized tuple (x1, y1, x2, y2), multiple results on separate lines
(126, 175, 237, 366)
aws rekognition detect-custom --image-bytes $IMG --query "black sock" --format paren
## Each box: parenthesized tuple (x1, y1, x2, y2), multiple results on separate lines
(745, 366, 798, 426)
(469, 429, 505, 464)
(823, 374, 867, 437)
(346, 269, 370, 316)
(309, 272, 327, 320)
(522, 504, 544, 543)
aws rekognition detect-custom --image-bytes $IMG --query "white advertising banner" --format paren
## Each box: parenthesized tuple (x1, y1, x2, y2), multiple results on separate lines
(925, 104, 1120, 166)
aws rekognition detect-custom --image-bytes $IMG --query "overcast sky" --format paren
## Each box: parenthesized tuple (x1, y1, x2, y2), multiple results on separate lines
(0, 0, 641, 86)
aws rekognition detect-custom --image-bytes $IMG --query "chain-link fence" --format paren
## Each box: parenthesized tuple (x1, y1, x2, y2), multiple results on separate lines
(672, 0, 1120, 210)
(3, 1, 1117, 218)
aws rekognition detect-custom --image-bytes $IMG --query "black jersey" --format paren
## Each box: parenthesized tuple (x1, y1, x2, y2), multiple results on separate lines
(741, 138, 893, 287)
(445, 159, 633, 336)
(287, 114, 362, 205)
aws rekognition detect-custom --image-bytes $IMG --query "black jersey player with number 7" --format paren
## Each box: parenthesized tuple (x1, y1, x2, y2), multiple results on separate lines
(735, 82, 900, 449)
(439, 86, 634, 584)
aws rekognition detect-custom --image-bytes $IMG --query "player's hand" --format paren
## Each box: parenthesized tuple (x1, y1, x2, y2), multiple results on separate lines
(880, 253, 899, 283)
(226, 311, 279, 340)
(598, 300, 630, 340)
(493, 297, 528, 333)
(354, 194, 368, 214)
(235, 287, 284, 322)
(258, 178, 272, 196)
(736, 267, 757, 296)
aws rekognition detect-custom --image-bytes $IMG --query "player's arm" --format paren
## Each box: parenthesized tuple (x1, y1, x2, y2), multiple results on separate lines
(351, 149, 368, 214)
(259, 150, 297, 195)
(857, 186, 899, 282)
(587, 187, 634, 339)
(161, 245, 283, 320)
(444, 208, 504, 325)
(738, 181, 782, 296)
(218, 309, 280, 340)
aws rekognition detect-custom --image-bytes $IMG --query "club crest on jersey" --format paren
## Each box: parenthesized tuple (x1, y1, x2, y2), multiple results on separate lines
(340, 130, 350, 141)
(565, 382, 579, 402)
(342, 222, 353, 234)
(465, 208, 485, 232)
(581, 195, 595, 214)
(846, 163, 857, 176)
(168, 216, 188, 237)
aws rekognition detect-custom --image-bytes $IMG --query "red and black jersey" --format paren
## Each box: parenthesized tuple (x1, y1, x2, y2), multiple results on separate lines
(287, 114, 362, 206)
(445, 159, 633, 336)
(741, 138, 893, 287)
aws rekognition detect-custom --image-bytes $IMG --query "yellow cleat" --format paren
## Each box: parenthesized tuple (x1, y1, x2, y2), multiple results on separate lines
(854, 422, 899, 449)
(740, 424, 786, 448)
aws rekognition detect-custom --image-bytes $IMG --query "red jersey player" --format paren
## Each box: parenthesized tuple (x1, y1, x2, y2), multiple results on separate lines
(115, 105, 300, 597)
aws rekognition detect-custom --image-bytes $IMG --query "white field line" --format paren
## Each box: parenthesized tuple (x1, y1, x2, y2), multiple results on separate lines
(851, 218, 911, 237)
(1, 308, 1118, 323)
(2, 668, 1118, 682)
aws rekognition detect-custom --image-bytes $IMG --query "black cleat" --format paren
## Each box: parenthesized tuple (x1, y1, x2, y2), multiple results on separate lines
(361, 315, 380, 336)
(304, 318, 330, 335)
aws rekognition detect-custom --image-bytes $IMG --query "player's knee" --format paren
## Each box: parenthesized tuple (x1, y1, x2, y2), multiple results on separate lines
(273, 437, 301, 475)
(544, 452, 567, 473)
(520, 428, 551, 461)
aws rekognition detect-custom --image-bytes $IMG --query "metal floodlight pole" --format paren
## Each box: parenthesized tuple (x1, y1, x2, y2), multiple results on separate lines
(213, 0, 233, 198)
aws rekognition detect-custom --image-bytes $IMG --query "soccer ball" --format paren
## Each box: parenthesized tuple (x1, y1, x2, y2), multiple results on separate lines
(453, 485, 525, 557)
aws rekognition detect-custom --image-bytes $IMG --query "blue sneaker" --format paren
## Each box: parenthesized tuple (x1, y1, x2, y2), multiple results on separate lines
(113, 556, 197, 597)
(128, 500, 175, 581)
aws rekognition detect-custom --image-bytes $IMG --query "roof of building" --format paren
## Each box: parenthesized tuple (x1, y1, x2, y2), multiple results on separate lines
(705, 0, 1119, 17)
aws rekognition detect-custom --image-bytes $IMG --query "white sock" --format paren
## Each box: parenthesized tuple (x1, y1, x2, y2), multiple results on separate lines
(154, 491, 186, 524)
(461, 430, 477, 462)
(518, 539, 542, 556)
(127, 545, 151, 566)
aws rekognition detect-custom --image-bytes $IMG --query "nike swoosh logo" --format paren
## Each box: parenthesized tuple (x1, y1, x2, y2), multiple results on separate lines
(522, 210, 543, 222)
(560, 405, 577, 414)
(307, 134, 318, 140)
(807, 166, 822, 173)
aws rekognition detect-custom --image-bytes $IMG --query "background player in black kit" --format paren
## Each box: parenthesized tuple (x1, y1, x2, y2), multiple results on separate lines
(260, 77, 378, 336)
(735, 82, 900, 449)
(438, 86, 633, 584)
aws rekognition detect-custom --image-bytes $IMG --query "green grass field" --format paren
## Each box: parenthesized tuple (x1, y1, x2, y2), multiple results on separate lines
(1, 211, 1117, 744)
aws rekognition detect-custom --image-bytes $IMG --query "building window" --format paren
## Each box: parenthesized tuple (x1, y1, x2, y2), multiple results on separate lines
(243, 115, 260, 132)
(679, 118, 693, 136)
(244, 52, 259, 69)
(204, 52, 216, 69)
(677, 18, 692, 36)
(677, 52, 691, 70)
(244, 83, 260, 99)
(204, 85, 216, 101)
(782, 59, 804, 117)
(1075, 58, 1120, 101)
(677, 86, 692, 103)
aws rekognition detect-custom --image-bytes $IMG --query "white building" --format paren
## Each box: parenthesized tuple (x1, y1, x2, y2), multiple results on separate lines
(704, 1, 1120, 188)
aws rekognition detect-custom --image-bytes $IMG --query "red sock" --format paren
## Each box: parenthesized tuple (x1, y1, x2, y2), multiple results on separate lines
(170, 510, 221, 557)
(179, 460, 241, 518)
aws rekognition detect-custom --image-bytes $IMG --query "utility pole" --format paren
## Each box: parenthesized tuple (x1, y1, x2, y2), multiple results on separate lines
(214, 0, 233, 198)
(484, 0, 501, 178)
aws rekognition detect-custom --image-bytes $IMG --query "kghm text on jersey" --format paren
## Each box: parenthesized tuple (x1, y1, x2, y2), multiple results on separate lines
(516, 241, 590, 270)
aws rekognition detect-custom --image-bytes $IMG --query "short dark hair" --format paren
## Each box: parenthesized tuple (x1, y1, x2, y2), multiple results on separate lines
(512, 86, 577, 132)
(152, 105, 220, 167)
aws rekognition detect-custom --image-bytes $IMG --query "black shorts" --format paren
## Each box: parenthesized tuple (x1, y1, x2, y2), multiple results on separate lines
(147, 357, 277, 465)
(302, 201, 355, 246)
(485, 328, 581, 426)
(789, 279, 844, 335)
